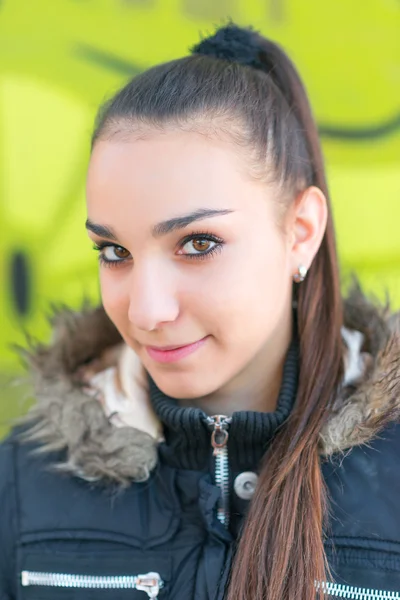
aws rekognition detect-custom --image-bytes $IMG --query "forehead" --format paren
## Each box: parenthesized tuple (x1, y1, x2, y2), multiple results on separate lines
(86, 131, 276, 234)
(89, 132, 252, 197)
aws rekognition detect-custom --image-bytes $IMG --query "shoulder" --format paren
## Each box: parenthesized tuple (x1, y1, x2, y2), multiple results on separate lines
(0, 426, 83, 523)
(0, 429, 20, 499)
(0, 425, 51, 480)
(0, 427, 118, 540)
(0, 431, 20, 596)
(0, 429, 25, 527)
(323, 421, 400, 549)
(0, 426, 54, 512)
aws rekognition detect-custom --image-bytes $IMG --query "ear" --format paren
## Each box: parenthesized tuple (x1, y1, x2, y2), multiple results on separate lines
(286, 186, 328, 275)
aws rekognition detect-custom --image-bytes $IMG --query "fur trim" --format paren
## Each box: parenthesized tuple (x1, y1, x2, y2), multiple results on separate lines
(320, 287, 400, 455)
(17, 306, 158, 486)
(15, 286, 400, 485)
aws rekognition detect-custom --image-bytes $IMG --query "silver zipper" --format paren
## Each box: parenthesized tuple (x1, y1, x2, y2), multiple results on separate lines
(21, 570, 163, 598)
(206, 415, 232, 528)
(316, 580, 400, 599)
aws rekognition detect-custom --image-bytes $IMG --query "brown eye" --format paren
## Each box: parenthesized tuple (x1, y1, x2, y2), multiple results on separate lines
(180, 238, 215, 256)
(113, 247, 130, 259)
(177, 233, 224, 261)
(192, 239, 211, 252)
(100, 245, 131, 263)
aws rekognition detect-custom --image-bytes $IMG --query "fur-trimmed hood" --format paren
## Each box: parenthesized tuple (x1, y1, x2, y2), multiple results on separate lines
(16, 286, 400, 486)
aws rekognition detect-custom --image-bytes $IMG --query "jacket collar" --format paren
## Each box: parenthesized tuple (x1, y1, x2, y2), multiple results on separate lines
(17, 283, 400, 486)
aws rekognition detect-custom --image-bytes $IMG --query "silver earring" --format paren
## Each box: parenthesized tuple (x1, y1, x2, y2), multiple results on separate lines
(293, 265, 308, 283)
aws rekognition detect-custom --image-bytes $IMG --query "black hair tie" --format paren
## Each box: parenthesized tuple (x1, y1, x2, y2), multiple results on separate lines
(190, 22, 266, 72)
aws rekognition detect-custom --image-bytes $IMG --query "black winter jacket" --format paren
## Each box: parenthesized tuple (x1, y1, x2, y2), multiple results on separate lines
(1, 290, 400, 600)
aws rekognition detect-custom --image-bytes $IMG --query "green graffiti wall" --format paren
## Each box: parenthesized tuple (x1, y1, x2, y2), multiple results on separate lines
(1, 0, 399, 379)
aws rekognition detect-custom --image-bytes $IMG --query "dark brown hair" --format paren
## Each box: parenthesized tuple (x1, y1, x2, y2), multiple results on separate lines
(92, 23, 344, 600)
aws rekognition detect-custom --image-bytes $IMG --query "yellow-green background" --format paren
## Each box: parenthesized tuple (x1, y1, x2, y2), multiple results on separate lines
(1, 0, 399, 436)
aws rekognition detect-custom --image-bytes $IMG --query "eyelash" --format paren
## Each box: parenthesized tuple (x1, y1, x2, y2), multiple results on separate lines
(179, 230, 224, 261)
(92, 231, 225, 269)
(93, 245, 127, 269)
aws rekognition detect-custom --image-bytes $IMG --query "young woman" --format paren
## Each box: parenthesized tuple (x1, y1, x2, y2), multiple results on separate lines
(1, 22, 399, 600)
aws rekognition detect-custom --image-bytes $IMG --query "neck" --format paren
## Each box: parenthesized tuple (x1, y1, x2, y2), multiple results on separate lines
(147, 331, 299, 473)
(178, 313, 294, 416)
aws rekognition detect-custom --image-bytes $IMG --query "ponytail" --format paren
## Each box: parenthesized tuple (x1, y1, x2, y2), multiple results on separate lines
(224, 30, 344, 600)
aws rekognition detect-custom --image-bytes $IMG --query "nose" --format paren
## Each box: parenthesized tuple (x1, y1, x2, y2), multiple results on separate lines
(127, 261, 179, 332)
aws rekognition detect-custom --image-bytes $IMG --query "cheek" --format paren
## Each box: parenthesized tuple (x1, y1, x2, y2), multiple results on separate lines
(99, 269, 130, 323)
(213, 235, 289, 310)
(211, 237, 291, 338)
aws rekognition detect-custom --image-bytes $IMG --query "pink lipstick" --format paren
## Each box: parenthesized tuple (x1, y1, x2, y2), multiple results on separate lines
(145, 337, 208, 364)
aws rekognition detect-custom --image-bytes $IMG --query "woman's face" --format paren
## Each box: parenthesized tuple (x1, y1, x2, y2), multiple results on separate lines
(86, 131, 294, 399)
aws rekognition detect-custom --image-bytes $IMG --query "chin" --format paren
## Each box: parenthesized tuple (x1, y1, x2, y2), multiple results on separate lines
(150, 369, 220, 401)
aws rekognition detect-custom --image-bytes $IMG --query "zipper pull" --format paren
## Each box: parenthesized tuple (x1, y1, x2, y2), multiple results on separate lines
(135, 572, 164, 598)
(206, 415, 232, 456)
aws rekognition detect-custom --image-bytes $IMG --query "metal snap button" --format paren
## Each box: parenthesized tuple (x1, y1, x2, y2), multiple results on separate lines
(233, 471, 258, 500)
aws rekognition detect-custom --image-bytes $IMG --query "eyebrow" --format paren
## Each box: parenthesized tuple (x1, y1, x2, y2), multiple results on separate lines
(151, 208, 234, 237)
(85, 219, 117, 240)
(86, 208, 234, 240)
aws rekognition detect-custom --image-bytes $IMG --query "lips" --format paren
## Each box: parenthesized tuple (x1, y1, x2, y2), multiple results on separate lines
(144, 336, 209, 364)
(147, 342, 195, 351)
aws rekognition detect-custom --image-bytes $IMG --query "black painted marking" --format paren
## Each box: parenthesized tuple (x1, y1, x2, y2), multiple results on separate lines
(319, 112, 400, 141)
(9, 250, 32, 317)
(74, 44, 142, 75)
